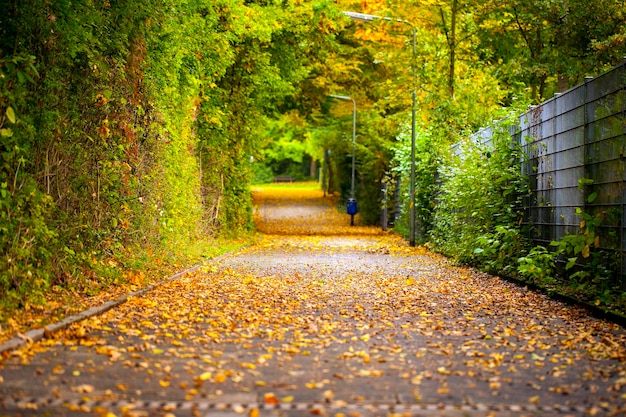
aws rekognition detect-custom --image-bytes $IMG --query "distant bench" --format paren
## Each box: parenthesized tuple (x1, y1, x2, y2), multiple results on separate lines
(273, 176, 294, 183)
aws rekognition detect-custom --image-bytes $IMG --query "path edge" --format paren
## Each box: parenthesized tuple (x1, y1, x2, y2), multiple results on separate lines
(0, 251, 237, 356)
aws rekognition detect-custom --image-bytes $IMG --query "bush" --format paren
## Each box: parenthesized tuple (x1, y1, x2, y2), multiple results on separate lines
(391, 128, 440, 242)
(0, 54, 58, 309)
(430, 117, 529, 263)
(517, 245, 557, 286)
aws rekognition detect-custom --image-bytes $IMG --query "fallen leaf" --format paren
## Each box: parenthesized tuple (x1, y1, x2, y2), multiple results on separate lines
(71, 384, 95, 393)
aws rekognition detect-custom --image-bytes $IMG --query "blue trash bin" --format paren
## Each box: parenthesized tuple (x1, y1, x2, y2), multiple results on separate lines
(347, 198, 357, 215)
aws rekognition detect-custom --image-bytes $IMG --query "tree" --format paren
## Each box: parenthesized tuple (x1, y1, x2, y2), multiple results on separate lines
(472, 0, 626, 101)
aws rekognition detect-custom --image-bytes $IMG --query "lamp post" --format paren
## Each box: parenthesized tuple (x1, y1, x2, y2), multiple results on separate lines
(343, 11, 417, 246)
(329, 94, 357, 226)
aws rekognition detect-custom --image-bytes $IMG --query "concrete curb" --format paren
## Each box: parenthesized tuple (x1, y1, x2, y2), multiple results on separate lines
(0, 260, 212, 355)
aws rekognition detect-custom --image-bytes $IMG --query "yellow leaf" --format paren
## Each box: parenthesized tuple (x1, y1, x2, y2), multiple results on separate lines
(437, 367, 451, 375)
(71, 384, 95, 393)
(199, 372, 212, 381)
(249, 408, 260, 417)
(529, 396, 540, 404)
(6, 107, 16, 124)
(281, 396, 294, 403)
(581, 244, 590, 258)
(159, 380, 170, 387)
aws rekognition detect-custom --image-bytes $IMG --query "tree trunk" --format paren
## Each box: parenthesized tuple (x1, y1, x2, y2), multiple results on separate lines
(440, 0, 458, 98)
(449, 0, 457, 98)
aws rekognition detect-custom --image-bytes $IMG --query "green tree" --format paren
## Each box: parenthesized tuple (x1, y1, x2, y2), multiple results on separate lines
(472, 0, 626, 101)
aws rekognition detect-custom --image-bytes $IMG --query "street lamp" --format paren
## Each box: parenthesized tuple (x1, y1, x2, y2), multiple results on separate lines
(329, 94, 357, 226)
(343, 11, 417, 246)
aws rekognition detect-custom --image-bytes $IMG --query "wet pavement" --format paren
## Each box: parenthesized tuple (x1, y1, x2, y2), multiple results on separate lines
(1, 185, 625, 416)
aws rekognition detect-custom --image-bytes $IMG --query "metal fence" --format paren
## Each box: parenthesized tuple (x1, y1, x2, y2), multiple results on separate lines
(470, 60, 626, 290)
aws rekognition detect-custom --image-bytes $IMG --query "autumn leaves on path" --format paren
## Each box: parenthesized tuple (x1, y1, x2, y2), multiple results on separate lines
(1, 183, 626, 416)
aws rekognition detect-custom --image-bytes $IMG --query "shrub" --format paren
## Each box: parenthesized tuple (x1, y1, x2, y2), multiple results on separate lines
(430, 117, 529, 263)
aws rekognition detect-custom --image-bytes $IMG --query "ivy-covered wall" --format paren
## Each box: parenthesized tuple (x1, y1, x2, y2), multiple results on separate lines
(0, 0, 340, 311)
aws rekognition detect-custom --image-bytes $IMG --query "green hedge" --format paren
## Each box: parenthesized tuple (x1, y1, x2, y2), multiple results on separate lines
(0, 0, 340, 313)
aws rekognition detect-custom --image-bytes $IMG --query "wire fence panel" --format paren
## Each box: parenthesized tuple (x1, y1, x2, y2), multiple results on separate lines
(469, 61, 626, 290)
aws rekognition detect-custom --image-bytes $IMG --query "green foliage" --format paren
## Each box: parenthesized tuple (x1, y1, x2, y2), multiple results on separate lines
(474, 225, 526, 276)
(346, 109, 395, 225)
(255, 114, 314, 182)
(429, 115, 529, 263)
(471, 0, 626, 101)
(514, 197, 622, 310)
(195, 0, 342, 229)
(0, 53, 57, 309)
(0, 0, 342, 314)
(517, 246, 557, 286)
(252, 164, 276, 185)
(547, 186, 622, 306)
(392, 127, 440, 242)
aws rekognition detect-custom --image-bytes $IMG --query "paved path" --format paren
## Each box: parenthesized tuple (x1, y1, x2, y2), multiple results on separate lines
(1, 186, 625, 417)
